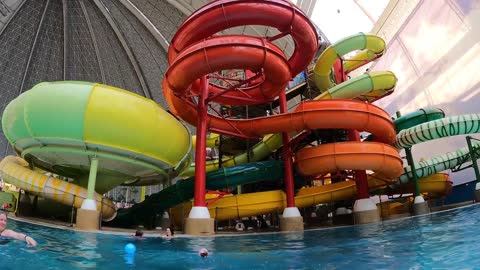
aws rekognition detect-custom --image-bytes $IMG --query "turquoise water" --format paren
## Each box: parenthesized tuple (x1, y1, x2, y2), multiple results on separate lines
(2, 204, 480, 269)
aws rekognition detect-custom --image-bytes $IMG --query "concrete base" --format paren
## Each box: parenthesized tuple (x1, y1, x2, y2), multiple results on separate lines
(81, 198, 97, 210)
(353, 198, 380, 224)
(184, 218, 215, 236)
(279, 216, 304, 231)
(76, 208, 100, 230)
(413, 201, 430, 215)
(353, 209, 381, 224)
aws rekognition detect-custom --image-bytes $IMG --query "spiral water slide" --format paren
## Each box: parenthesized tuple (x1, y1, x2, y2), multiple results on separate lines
(163, 1, 404, 222)
(1, 82, 193, 221)
(113, 30, 405, 225)
(179, 32, 400, 177)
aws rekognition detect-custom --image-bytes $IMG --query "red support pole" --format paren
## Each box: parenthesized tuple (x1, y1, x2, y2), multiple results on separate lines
(337, 58, 369, 199)
(279, 91, 295, 207)
(348, 130, 369, 199)
(193, 75, 209, 207)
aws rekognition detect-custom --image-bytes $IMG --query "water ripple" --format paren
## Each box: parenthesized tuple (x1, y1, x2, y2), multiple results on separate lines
(2, 204, 480, 269)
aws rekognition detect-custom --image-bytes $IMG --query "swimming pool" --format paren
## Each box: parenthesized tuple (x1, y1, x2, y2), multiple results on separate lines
(2, 204, 480, 269)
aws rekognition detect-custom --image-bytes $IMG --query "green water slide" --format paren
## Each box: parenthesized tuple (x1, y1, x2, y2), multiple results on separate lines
(394, 114, 480, 184)
(109, 160, 284, 227)
(393, 108, 445, 133)
(0, 82, 193, 220)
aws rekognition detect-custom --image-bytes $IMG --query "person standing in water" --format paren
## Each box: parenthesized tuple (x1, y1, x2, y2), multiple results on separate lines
(0, 211, 37, 246)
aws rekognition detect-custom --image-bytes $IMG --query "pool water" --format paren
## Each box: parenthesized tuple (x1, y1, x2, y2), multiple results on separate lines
(1, 204, 480, 269)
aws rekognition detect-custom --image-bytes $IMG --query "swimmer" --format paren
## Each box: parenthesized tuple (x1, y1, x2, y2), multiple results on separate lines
(163, 227, 174, 238)
(199, 248, 209, 258)
(133, 228, 144, 239)
(0, 211, 37, 246)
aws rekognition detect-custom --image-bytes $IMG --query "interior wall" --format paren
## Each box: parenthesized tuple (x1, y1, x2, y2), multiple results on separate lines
(370, 0, 480, 184)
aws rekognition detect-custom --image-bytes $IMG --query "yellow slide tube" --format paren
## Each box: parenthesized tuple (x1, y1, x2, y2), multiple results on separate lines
(0, 156, 116, 221)
(313, 33, 386, 92)
(192, 133, 220, 148)
(171, 173, 450, 224)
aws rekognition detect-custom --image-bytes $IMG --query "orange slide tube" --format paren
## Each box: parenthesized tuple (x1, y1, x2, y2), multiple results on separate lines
(296, 141, 403, 179)
(165, 81, 396, 144)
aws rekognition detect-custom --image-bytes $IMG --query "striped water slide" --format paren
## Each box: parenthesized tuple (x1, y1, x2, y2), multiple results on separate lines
(394, 114, 480, 184)
(0, 156, 116, 220)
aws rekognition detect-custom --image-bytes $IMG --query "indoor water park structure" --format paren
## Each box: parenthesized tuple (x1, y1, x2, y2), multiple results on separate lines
(0, 0, 479, 237)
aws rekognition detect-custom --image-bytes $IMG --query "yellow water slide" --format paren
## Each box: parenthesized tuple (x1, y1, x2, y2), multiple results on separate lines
(0, 156, 116, 220)
(171, 173, 450, 223)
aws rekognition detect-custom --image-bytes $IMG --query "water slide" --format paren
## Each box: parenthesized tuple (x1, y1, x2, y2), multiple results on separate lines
(0, 81, 193, 220)
(160, 0, 407, 226)
(393, 113, 480, 186)
(312, 33, 390, 95)
(163, 1, 402, 168)
(166, 15, 459, 222)
(179, 34, 398, 177)
(123, 31, 403, 227)
(0, 156, 116, 220)
(180, 70, 398, 177)
(168, 110, 455, 223)
(170, 172, 451, 223)
(0, 1, 403, 225)
(110, 160, 285, 226)
(0, 0, 461, 226)
(366, 110, 480, 197)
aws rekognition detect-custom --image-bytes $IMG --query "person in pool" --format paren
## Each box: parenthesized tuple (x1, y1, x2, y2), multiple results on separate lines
(163, 227, 174, 239)
(0, 211, 37, 246)
(199, 248, 209, 258)
(132, 228, 144, 240)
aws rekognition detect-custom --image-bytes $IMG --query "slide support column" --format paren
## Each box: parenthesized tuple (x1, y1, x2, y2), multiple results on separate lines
(278, 91, 303, 232)
(77, 157, 100, 230)
(405, 147, 429, 215)
(349, 130, 380, 224)
(349, 130, 369, 199)
(86, 157, 99, 201)
(466, 136, 480, 202)
(185, 75, 214, 235)
(405, 148, 420, 197)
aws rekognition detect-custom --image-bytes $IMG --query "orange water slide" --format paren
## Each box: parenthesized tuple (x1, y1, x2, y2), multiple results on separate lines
(164, 84, 403, 178)
(165, 82, 396, 142)
(296, 142, 403, 180)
